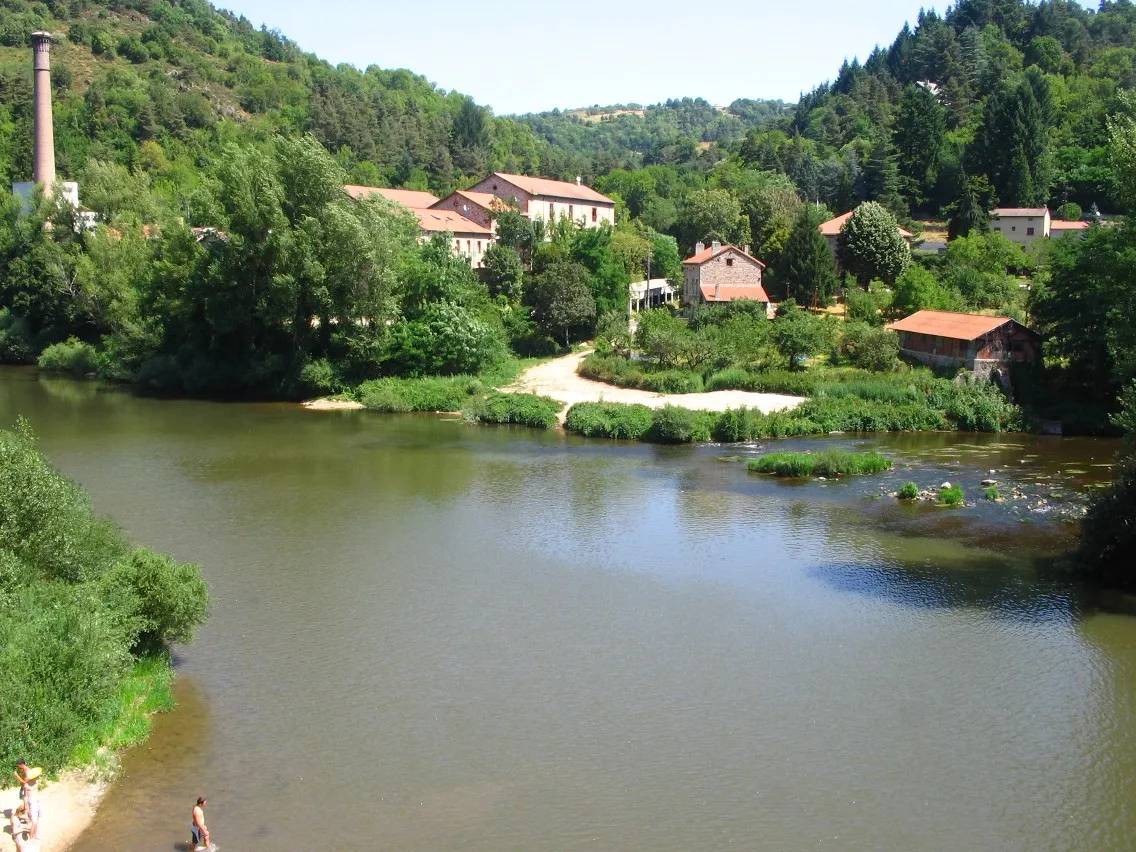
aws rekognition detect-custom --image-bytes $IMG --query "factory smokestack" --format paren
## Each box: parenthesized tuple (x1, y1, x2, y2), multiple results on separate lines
(31, 31, 56, 193)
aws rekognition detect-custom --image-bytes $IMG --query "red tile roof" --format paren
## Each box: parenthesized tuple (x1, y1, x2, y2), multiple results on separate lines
(699, 284, 770, 303)
(413, 208, 491, 235)
(888, 310, 1026, 341)
(489, 173, 613, 204)
(991, 207, 1048, 218)
(1050, 219, 1088, 230)
(818, 210, 914, 238)
(683, 243, 766, 267)
(344, 185, 440, 208)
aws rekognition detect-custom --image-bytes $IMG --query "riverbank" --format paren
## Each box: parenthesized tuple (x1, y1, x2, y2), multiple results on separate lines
(1, 773, 107, 852)
(503, 351, 806, 418)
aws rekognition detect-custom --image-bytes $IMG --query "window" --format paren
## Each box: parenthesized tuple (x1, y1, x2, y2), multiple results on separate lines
(592, 207, 597, 222)
(1012, 226, 1017, 232)
(569, 205, 574, 220)
(466, 240, 471, 252)
(477, 241, 482, 252)
(1026, 227, 1035, 236)
(726, 258, 734, 267)
(492, 184, 498, 191)
(454, 239, 460, 250)
(549, 202, 554, 219)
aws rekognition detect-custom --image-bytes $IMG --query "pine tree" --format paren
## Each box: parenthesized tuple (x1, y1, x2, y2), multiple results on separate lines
(779, 208, 839, 307)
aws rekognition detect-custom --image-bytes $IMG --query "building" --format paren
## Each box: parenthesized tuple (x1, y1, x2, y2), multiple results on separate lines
(344, 185, 490, 267)
(818, 210, 913, 259)
(888, 309, 1040, 381)
(989, 207, 1050, 247)
(629, 278, 677, 313)
(1049, 219, 1089, 239)
(682, 241, 770, 311)
(430, 190, 511, 233)
(467, 173, 615, 229)
(413, 208, 492, 268)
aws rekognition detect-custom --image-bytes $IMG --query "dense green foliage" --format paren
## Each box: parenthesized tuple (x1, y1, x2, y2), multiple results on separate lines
(462, 392, 561, 429)
(939, 483, 965, 505)
(0, 419, 208, 770)
(898, 481, 920, 499)
(747, 449, 893, 477)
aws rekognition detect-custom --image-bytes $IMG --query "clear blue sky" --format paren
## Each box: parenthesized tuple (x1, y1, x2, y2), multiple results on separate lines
(213, 0, 1076, 115)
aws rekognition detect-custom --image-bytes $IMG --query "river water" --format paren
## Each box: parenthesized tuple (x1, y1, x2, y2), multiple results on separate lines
(3, 367, 1134, 851)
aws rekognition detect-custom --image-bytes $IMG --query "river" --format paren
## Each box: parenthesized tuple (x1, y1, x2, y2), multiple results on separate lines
(2, 367, 1134, 851)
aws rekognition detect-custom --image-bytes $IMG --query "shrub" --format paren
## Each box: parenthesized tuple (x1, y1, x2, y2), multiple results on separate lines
(101, 548, 210, 651)
(0, 309, 36, 364)
(38, 338, 101, 376)
(649, 405, 704, 443)
(840, 323, 900, 372)
(747, 450, 893, 478)
(357, 376, 482, 413)
(983, 485, 1001, 500)
(564, 402, 654, 439)
(939, 484, 965, 505)
(641, 370, 703, 394)
(704, 367, 750, 391)
(898, 482, 919, 499)
(298, 358, 342, 396)
(463, 393, 561, 429)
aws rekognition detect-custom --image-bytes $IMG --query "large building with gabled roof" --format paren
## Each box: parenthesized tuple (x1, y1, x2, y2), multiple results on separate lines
(888, 309, 1040, 381)
(467, 172, 615, 229)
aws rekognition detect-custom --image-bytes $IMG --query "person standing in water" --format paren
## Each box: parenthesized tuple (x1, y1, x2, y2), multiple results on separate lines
(191, 797, 211, 850)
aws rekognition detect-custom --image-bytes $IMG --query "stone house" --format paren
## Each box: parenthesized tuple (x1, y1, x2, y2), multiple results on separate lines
(467, 172, 616, 229)
(682, 241, 770, 312)
(888, 309, 1040, 381)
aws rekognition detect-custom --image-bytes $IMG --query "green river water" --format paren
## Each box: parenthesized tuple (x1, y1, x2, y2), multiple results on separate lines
(2, 366, 1134, 851)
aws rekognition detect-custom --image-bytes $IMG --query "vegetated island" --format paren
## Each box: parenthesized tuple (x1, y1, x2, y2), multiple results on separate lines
(0, 419, 209, 851)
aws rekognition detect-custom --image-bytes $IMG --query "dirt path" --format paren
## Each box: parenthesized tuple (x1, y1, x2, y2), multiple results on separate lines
(505, 351, 805, 420)
(2, 774, 108, 852)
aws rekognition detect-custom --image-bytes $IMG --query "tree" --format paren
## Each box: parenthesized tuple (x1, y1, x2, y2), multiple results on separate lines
(525, 260, 597, 347)
(967, 75, 1051, 207)
(482, 243, 524, 302)
(778, 207, 838, 306)
(890, 265, 963, 317)
(771, 304, 830, 369)
(679, 188, 749, 248)
(893, 85, 947, 208)
(837, 202, 911, 287)
(946, 171, 997, 240)
(1107, 89, 1136, 213)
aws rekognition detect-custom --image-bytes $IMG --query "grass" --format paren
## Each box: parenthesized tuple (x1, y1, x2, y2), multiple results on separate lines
(747, 450, 894, 478)
(462, 392, 562, 429)
(353, 356, 554, 414)
(68, 652, 176, 780)
(983, 485, 1001, 501)
(898, 482, 919, 499)
(939, 484, 965, 506)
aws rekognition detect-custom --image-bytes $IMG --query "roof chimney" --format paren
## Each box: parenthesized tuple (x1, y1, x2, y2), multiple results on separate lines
(695, 241, 705, 255)
(711, 240, 722, 253)
(744, 244, 750, 256)
(31, 31, 56, 193)
(575, 175, 582, 185)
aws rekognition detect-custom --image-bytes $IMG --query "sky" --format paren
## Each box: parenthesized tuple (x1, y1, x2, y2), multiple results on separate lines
(212, 0, 1079, 115)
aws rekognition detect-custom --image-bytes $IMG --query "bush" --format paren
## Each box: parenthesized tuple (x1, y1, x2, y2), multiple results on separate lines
(357, 376, 482, 413)
(898, 482, 919, 499)
(298, 358, 342, 396)
(649, 405, 703, 443)
(747, 450, 893, 477)
(463, 393, 561, 429)
(983, 485, 1001, 500)
(38, 338, 101, 376)
(1055, 202, 1083, 222)
(101, 548, 209, 651)
(939, 484, 965, 505)
(563, 402, 654, 439)
(0, 309, 36, 364)
(0, 421, 209, 771)
(840, 323, 900, 372)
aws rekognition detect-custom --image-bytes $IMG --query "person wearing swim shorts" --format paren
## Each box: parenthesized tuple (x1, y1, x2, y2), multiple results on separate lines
(191, 797, 210, 850)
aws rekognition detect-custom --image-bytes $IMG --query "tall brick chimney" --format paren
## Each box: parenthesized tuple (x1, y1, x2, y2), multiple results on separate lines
(31, 31, 56, 193)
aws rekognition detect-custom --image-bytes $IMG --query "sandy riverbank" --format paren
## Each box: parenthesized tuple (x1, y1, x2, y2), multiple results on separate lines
(1, 773, 107, 852)
(505, 351, 806, 420)
(301, 397, 364, 411)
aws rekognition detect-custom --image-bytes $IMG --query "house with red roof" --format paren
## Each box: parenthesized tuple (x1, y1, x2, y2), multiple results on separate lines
(430, 189, 512, 233)
(682, 241, 770, 313)
(888, 310, 1040, 381)
(467, 172, 615, 229)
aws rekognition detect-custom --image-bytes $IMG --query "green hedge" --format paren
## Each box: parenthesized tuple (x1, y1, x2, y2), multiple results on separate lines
(463, 392, 562, 429)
